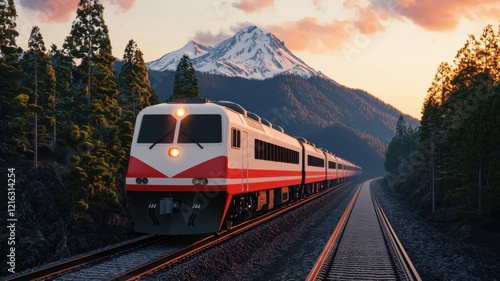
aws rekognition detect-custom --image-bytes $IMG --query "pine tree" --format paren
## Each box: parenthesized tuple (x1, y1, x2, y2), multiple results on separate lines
(119, 39, 158, 116)
(384, 114, 419, 192)
(170, 54, 199, 101)
(19, 26, 56, 168)
(417, 24, 500, 217)
(385, 115, 413, 173)
(0, 0, 21, 101)
(448, 27, 499, 214)
(118, 39, 159, 156)
(475, 25, 499, 81)
(70, 0, 99, 105)
(427, 62, 452, 106)
(49, 37, 76, 142)
(67, 0, 123, 211)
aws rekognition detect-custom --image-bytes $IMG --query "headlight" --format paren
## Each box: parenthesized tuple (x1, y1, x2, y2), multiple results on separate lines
(175, 107, 187, 118)
(192, 178, 208, 186)
(168, 147, 180, 158)
(135, 178, 149, 184)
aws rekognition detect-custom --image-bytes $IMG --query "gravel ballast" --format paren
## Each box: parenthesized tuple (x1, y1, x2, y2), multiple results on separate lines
(372, 179, 500, 281)
(146, 179, 500, 280)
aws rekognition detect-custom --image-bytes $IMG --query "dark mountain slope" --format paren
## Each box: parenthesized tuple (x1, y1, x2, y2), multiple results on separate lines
(305, 125, 385, 175)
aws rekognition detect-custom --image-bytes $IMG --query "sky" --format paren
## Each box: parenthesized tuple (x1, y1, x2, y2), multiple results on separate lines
(13, 0, 500, 120)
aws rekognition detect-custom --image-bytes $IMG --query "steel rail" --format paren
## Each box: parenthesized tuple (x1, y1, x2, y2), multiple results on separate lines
(306, 179, 421, 281)
(3, 235, 167, 281)
(305, 183, 362, 281)
(112, 183, 351, 281)
(371, 185, 422, 281)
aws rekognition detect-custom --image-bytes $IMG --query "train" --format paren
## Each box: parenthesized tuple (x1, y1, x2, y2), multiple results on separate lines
(125, 99, 361, 235)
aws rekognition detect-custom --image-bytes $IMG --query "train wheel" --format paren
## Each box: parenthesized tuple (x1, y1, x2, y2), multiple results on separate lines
(224, 219, 233, 230)
(245, 208, 253, 219)
(245, 197, 254, 219)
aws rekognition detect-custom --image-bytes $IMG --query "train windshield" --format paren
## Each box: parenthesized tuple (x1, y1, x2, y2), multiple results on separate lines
(137, 114, 176, 144)
(178, 114, 222, 144)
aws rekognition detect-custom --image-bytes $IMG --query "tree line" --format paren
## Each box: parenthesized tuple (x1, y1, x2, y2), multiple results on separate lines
(1, 0, 161, 214)
(385, 24, 500, 220)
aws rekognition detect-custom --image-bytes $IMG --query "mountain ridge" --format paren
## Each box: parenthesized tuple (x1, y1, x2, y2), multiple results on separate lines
(146, 25, 325, 80)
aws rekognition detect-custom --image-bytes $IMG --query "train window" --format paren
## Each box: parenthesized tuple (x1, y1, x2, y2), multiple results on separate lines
(272, 144, 277, 161)
(254, 139, 299, 164)
(255, 139, 262, 158)
(178, 114, 222, 143)
(231, 128, 241, 148)
(266, 142, 271, 160)
(307, 155, 325, 167)
(137, 114, 176, 143)
(328, 161, 336, 169)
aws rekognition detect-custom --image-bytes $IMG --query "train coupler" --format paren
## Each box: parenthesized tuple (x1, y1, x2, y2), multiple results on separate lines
(159, 197, 179, 215)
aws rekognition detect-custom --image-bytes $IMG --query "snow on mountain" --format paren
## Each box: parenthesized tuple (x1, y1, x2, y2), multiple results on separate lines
(146, 26, 324, 80)
(146, 40, 212, 71)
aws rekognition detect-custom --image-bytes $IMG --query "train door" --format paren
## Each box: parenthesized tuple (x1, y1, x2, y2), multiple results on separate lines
(241, 131, 249, 192)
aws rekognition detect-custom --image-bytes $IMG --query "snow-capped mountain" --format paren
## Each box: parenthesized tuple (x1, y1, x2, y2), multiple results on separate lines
(146, 26, 323, 80)
(146, 40, 212, 71)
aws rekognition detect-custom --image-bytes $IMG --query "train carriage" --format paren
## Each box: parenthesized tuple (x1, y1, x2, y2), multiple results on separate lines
(126, 102, 228, 234)
(296, 138, 327, 196)
(126, 100, 361, 235)
(126, 101, 303, 235)
(324, 150, 339, 186)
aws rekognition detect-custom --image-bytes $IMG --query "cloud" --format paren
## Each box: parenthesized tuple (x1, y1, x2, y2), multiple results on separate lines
(268, 18, 353, 54)
(202, 0, 388, 54)
(266, 0, 390, 54)
(193, 30, 232, 46)
(19, 0, 79, 23)
(19, 0, 135, 23)
(311, 0, 327, 11)
(345, 0, 389, 35)
(264, 0, 500, 54)
(107, 0, 135, 12)
(372, 0, 500, 31)
(193, 23, 254, 46)
(232, 0, 274, 13)
(193, 20, 356, 54)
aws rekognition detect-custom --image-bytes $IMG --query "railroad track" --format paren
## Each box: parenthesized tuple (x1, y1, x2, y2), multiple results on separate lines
(5, 183, 349, 281)
(112, 183, 348, 280)
(307, 179, 421, 281)
(3, 235, 173, 281)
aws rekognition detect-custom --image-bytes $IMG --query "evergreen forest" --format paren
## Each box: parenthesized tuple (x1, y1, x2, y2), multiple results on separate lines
(385, 24, 500, 223)
(2, 0, 499, 272)
(1, 0, 158, 217)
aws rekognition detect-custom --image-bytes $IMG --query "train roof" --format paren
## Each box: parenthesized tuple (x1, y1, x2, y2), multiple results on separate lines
(139, 101, 361, 169)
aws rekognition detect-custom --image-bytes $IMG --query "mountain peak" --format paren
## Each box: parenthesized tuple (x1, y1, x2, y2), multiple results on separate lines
(238, 25, 260, 34)
(147, 25, 323, 80)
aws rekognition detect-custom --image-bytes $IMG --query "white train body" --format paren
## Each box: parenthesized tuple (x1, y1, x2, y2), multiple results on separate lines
(126, 100, 361, 235)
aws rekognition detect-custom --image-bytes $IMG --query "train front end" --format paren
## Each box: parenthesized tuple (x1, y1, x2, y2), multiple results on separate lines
(125, 102, 230, 235)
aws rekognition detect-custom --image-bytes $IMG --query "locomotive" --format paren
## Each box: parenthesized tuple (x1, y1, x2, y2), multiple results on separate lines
(125, 100, 361, 235)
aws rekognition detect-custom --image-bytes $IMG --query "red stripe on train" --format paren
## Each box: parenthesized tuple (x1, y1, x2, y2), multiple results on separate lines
(173, 156, 303, 179)
(126, 179, 302, 193)
(126, 156, 168, 178)
(173, 156, 228, 178)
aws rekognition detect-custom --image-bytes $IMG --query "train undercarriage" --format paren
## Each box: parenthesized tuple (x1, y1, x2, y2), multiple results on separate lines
(127, 178, 348, 235)
(222, 179, 340, 230)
